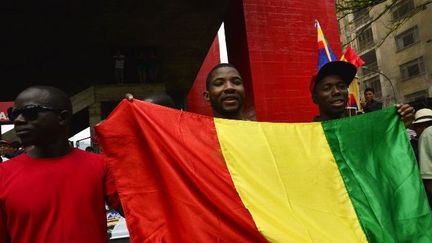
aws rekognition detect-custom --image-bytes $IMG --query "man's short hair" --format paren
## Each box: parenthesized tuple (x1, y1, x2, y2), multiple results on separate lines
(205, 63, 239, 90)
(23, 86, 72, 113)
(364, 87, 375, 94)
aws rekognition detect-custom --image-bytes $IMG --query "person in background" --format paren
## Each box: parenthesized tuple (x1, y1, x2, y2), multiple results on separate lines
(361, 87, 383, 113)
(2, 141, 24, 160)
(0, 140, 14, 162)
(0, 86, 120, 243)
(136, 51, 147, 83)
(113, 50, 127, 84)
(407, 126, 420, 161)
(411, 108, 432, 207)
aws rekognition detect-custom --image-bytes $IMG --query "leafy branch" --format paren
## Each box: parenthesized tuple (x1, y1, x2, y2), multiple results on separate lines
(337, 0, 432, 48)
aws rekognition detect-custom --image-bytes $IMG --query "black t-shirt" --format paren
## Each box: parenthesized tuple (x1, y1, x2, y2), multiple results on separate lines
(364, 100, 383, 113)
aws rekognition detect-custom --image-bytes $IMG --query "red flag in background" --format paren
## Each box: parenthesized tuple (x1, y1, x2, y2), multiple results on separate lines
(341, 45, 365, 68)
(340, 45, 364, 111)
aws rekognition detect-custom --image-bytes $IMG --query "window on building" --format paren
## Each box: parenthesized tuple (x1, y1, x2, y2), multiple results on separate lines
(357, 25, 374, 51)
(353, 8, 370, 27)
(360, 50, 378, 75)
(404, 90, 428, 102)
(364, 76, 382, 99)
(400, 57, 425, 80)
(395, 26, 419, 50)
(392, 0, 414, 21)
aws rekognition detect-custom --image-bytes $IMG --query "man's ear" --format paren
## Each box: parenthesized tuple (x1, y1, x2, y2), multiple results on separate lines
(58, 110, 72, 126)
(203, 91, 210, 102)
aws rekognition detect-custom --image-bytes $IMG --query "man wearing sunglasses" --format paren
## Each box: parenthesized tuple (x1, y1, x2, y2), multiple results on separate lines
(0, 86, 119, 243)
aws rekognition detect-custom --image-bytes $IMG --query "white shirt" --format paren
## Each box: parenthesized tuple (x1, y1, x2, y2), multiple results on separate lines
(419, 126, 432, 179)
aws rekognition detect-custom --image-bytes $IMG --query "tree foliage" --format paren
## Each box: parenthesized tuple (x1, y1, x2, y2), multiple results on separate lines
(336, 0, 387, 19)
(336, 0, 432, 47)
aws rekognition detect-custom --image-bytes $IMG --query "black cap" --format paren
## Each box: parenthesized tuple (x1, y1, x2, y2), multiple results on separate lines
(310, 61, 357, 93)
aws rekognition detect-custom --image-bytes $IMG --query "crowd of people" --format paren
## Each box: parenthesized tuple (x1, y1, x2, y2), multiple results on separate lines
(0, 60, 429, 242)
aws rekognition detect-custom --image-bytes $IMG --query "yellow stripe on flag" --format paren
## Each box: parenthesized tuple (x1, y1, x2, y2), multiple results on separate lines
(317, 24, 333, 62)
(214, 119, 368, 243)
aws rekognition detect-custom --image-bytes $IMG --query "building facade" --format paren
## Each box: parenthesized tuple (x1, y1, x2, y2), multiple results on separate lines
(338, 0, 432, 107)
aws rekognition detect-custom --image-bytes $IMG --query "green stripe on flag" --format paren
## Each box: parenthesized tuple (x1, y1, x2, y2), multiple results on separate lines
(322, 108, 432, 242)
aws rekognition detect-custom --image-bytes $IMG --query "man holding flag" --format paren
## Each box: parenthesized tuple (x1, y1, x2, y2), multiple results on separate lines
(312, 21, 414, 124)
(310, 60, 357, 121)
(93, 21, 428, 242)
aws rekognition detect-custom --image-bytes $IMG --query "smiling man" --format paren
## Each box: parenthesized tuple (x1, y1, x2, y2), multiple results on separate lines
(311, 61, 414, 125)
(0, 86, 118, 243)
(311, 61, 357, 122)
(203, 63, 246, 120)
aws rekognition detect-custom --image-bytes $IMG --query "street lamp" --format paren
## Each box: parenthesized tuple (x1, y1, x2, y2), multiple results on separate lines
(361, 66, 398, 104)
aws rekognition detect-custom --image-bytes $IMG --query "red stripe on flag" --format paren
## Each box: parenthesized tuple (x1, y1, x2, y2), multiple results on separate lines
(342, 45, 365, 68)
(96, 100, 267, 242)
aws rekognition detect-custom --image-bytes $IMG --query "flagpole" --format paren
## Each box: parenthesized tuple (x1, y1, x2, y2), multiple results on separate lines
(315, 20, 335, 62)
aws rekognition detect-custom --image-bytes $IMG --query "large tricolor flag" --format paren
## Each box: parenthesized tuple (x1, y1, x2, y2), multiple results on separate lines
(96, 100, 432, 242)
(316, 20, 337, 69)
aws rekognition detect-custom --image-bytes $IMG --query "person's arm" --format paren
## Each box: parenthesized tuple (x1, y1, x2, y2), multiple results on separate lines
(396, 104, 415, 127)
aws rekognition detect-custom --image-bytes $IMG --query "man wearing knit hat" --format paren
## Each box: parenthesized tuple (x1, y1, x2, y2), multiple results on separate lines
(412, 108, 432, 206)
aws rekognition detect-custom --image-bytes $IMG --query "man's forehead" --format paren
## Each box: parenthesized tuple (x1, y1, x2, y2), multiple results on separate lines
(318, 74, 345, 84)
(15, 89, 52, 106)
(211, 67, 241, 80)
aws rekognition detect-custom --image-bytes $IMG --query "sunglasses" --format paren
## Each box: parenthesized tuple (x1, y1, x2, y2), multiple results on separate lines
(7, 105, 60, 122)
